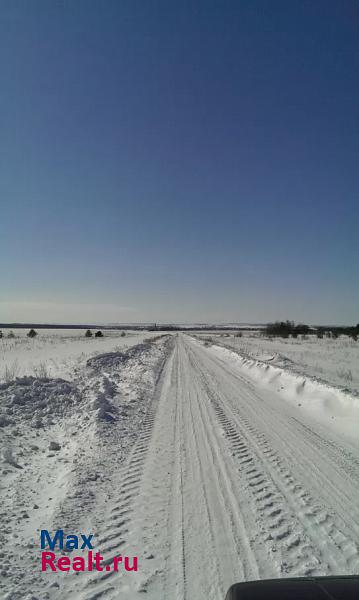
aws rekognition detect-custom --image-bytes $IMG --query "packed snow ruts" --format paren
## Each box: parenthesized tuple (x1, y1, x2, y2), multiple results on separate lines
(0, 334, 173, 600)
(73, 336, 359, 599)
(2, 333, 359, 600)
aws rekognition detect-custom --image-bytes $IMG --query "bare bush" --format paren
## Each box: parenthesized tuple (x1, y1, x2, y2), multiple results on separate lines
(3, 360, 20, 383)
(33, 362, 49, 378)
(337, 368, 353, 382)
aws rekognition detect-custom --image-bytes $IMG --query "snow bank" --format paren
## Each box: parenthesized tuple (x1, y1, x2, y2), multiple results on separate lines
(209, 343, 359, 441)
(200, 332, 359, 395)
(0, 334, 173, 600)
(0, 377, 79, 430)
(0, 329, 156, 382)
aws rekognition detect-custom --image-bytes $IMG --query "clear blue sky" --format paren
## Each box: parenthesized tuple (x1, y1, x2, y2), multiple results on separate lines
(1, 1, 358, 324)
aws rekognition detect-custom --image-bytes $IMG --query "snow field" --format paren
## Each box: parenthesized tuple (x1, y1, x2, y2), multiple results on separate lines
(0, 334, 172, 600)
(1, 332, 359, 600)
(198, 331, 359, 395)
(0, 329, 156, 382)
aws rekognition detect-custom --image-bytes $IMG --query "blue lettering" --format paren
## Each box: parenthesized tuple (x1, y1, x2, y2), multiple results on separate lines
(40, 530, 64, 550)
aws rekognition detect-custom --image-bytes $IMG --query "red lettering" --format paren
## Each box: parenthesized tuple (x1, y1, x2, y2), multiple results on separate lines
(41, 551, 56, 572)
(113, 555, 122, 571)
(41, 550, 138, 573)
(94, 552, 104, 571)
(124, 556, 138, 572)
(73, 556, 86, 571)
(57, 556, 70, 571)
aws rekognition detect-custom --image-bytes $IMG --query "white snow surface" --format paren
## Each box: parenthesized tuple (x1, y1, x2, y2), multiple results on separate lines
(1, 333, 359, 600)
(199, 331, 359, 395)
(0, 329, 155, 382)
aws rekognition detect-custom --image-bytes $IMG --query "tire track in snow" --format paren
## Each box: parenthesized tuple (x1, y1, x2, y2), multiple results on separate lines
(186, 337, 359, 577)
(176, 345, 187, 600)
(79, 346, 170, 600)
(86, 336, 261, 600)
(178, 343, 232, 598)
(185, 343, 322, 577)
(63, 334, 359, 600)
(82, 420, 157, 599)
(134, 335, 260, 599)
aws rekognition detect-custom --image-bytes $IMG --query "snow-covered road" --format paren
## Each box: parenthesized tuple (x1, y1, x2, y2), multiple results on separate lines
(3, 333, 359, 600)
(83, 334, 359, 600)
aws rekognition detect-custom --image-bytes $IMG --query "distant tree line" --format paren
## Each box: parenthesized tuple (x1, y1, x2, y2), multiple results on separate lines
(147, 324, 182, 331)
(317, 324, 359, 341)
(264, 321, 310, 338)
(264, 321, 358, 340)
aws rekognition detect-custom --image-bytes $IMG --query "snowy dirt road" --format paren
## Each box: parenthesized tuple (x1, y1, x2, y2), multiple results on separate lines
(81, 334, 359, 600)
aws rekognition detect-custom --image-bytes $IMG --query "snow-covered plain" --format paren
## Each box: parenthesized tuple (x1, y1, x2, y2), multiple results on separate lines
(0, 332, 172, 600)
(1, 332, 359, 600)
(197, 331, 359, 395)
(0, 329, 155, 382)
